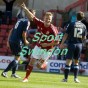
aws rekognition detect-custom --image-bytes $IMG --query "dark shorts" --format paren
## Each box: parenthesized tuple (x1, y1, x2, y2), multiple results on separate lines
(9, 41, 21, 56)
(66, 43, 82, 60)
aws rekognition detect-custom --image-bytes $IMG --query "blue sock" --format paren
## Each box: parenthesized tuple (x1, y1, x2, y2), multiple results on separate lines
(4, 59, 18, 72)
(74, 65, 79, 79)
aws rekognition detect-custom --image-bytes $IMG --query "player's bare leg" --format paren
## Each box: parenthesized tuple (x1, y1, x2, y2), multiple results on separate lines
(36, 58, 45, 68)
(22, 58, 36, 82)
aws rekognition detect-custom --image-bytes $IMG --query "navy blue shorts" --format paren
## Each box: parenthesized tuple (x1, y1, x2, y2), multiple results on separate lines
(9, 41, 21, 56)
(66, 43, 82, 60)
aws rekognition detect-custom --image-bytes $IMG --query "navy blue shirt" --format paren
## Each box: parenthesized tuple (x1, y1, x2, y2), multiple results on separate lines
(66, 21, 87, 44)
(9, 18, 30, 44)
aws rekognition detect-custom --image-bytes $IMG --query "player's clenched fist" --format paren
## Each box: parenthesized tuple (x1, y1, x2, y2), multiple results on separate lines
(21, 3, 27, 10)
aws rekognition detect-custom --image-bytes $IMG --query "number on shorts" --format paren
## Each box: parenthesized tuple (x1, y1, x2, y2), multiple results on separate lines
(74, 28, 82, 38)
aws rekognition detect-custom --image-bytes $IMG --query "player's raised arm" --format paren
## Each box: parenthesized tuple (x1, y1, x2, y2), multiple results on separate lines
(7, 29, 13, 48)
(21, 3, 35, 21)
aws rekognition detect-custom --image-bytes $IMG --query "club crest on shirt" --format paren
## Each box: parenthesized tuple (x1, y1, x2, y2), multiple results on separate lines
(46, 31, 49, 34)
(41, 28, 43, 30)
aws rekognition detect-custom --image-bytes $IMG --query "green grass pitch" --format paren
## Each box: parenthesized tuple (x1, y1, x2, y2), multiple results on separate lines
(0, 70, 88, 88)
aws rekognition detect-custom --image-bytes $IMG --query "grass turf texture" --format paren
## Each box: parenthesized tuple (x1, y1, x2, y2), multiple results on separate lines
(0, 70, 88, 88)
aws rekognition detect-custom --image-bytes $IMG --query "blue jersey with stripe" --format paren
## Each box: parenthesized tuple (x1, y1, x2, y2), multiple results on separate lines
(66, 21, 87, 44)
(9, 18, 30, 44)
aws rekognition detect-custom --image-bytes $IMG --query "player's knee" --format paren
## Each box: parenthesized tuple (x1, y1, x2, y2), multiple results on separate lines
(36, 63, 42, 69)
(66, 59, 72, 66)
(74, 59, 79, 65)
(36, 59, 44, 69)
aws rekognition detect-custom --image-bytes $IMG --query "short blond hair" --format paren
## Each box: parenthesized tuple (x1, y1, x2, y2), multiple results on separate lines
(44, 12, 53, 17)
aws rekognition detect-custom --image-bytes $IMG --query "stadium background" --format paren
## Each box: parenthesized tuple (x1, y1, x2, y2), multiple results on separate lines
(0, 0, 88, 75)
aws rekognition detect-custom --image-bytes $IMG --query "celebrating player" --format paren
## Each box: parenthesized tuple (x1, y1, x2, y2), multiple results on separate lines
(21, 3, 59, 82)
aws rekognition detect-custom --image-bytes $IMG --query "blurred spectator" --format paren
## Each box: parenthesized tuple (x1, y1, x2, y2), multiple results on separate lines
(3, 0, 16, 24)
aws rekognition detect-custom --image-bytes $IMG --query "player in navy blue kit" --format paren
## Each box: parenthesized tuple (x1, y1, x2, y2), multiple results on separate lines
(60, 11, 87, 83)
(1, 18, 30, 78)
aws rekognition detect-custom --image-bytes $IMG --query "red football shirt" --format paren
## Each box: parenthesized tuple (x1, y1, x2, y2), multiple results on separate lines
(33, 17, 58, 50)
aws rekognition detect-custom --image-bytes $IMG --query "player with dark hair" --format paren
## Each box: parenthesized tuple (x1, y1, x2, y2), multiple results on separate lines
(1, 18, 30, 78)
(60, 11, 87, 83)
(21, 3, 59, 82)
